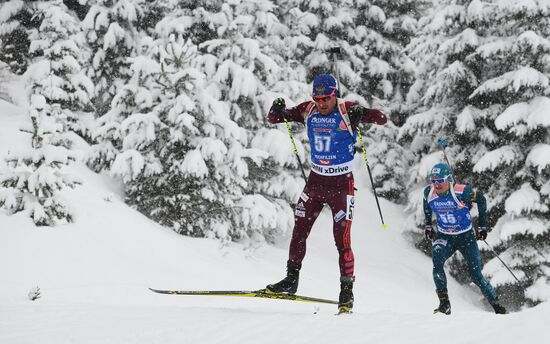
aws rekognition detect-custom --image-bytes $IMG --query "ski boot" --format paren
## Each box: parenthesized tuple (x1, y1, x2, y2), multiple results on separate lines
(337, 276, 354, 314)
(265, 263, 301, 294)
(434, 289, 451, 315)
(490, 301, 508, 314)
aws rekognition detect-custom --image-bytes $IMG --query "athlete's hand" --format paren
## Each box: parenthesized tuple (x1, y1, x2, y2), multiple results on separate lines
(476, 227, 489, 241)
(348, 105, 364, 121)
(271, 97, 286, 113)
(425, 225, 435, 241)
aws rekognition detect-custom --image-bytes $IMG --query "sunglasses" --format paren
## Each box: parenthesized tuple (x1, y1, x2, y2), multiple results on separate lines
(431, 175, 450, 184)
(312, 96, 332, 103)
(312, 88, 337, 103)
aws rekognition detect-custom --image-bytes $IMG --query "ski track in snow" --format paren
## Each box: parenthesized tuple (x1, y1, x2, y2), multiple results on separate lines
(1, 100, 549, 343)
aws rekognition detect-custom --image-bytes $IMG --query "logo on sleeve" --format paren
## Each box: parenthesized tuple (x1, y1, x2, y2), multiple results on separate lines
(334, 210, 346, 222)
(295, 209, 305, 217)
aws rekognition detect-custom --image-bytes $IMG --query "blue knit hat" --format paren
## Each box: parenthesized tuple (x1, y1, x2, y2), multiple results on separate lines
(312, 73, 339, 97)
(430, 163, 452, 180)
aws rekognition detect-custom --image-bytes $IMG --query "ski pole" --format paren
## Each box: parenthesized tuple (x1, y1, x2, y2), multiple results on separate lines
(356, 128, 388, 229)
(483, 240, 522, 284)
(436, 139, 453, 168)
(328, 47, 343, 94)
(283, 117, 307, 183)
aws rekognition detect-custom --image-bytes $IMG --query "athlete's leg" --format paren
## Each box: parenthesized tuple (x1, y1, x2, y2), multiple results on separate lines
(287, 183, 324, 266)
(326, 175, 355, 277)
(432, 234, 457, 291)
(458, 230, 497, 302)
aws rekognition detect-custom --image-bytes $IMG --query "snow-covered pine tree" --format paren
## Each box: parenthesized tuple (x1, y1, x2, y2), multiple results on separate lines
(0, 0, 90, 225)
(110, 1, 294, 245)
(86, 0, 152, 173)
(180, 0, 295, 244)
(119, 31, 211, 236)
(81, 0, 143, 118)
(31, 0, 94, 135)
(106, 39, 163, 187)
(0, 0, 37, 74)
(463, 0, 550, 308)
(89, 38, 160, 175)
(353, 0, 420, 109)
(0, 94, 79, 226)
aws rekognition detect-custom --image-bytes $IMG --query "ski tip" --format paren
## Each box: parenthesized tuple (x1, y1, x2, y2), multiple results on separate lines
(381, 223, 388, 229)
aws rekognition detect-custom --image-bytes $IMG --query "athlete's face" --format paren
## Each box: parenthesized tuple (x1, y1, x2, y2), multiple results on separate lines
(313, 95, 337, 115)
(431, 175, 451, 194)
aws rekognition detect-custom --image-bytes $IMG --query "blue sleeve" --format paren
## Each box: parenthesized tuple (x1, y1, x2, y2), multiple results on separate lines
(462, 185, 474, 208)
(476, 190, 487, 227)
(423, 186, 433, 226)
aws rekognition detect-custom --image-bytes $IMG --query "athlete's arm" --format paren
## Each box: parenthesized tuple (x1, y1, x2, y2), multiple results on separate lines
(363, 108, 387, 125)
(463, 185, 488, 227)
(475, 189, 488, 227)
(345, 102, 387, 127)
(423, 186, 433, 226)
(267, 101, 310, 124)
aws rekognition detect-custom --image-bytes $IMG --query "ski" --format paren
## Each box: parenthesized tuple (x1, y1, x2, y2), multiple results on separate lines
(148, 288, 338, 305)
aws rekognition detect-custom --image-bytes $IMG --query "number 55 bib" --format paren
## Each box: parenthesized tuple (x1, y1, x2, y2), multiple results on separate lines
(427, 184, 473, 235)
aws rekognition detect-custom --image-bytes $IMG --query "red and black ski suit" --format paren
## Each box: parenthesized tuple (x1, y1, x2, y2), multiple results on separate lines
(268, 101, 387, 277)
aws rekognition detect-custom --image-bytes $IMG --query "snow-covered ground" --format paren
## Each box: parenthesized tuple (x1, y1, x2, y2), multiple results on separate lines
(1, 99, 549, 344)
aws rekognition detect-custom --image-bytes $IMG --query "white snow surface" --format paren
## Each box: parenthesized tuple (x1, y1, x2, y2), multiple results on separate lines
(1, 99, 549, 343)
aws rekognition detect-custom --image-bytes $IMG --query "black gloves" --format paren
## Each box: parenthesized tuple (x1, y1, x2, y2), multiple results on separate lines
(271, 97, 286, 113)
(425, 225, 435, 241)
(476, 227, 490, 241)
(348, 105, 363, 121)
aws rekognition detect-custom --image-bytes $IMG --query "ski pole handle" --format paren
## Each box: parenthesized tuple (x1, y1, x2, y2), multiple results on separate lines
(436, 138, 453, 168)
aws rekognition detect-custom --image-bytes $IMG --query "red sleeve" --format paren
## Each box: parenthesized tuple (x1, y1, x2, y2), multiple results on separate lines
(363, 108, 387, 125)
(343, 101, 387, 127)
(267, 101, 311, 124)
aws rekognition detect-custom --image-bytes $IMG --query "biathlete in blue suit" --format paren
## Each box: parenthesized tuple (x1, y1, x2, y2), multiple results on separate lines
(265, 73, 387, 313)
(424, 163, 507, 314)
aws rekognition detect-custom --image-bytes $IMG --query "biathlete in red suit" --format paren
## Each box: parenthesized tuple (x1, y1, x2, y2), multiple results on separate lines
(264, 73, 387, 313)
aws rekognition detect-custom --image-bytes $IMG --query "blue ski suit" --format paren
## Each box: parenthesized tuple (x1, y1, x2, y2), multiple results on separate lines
(423, 184, 497, 303)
